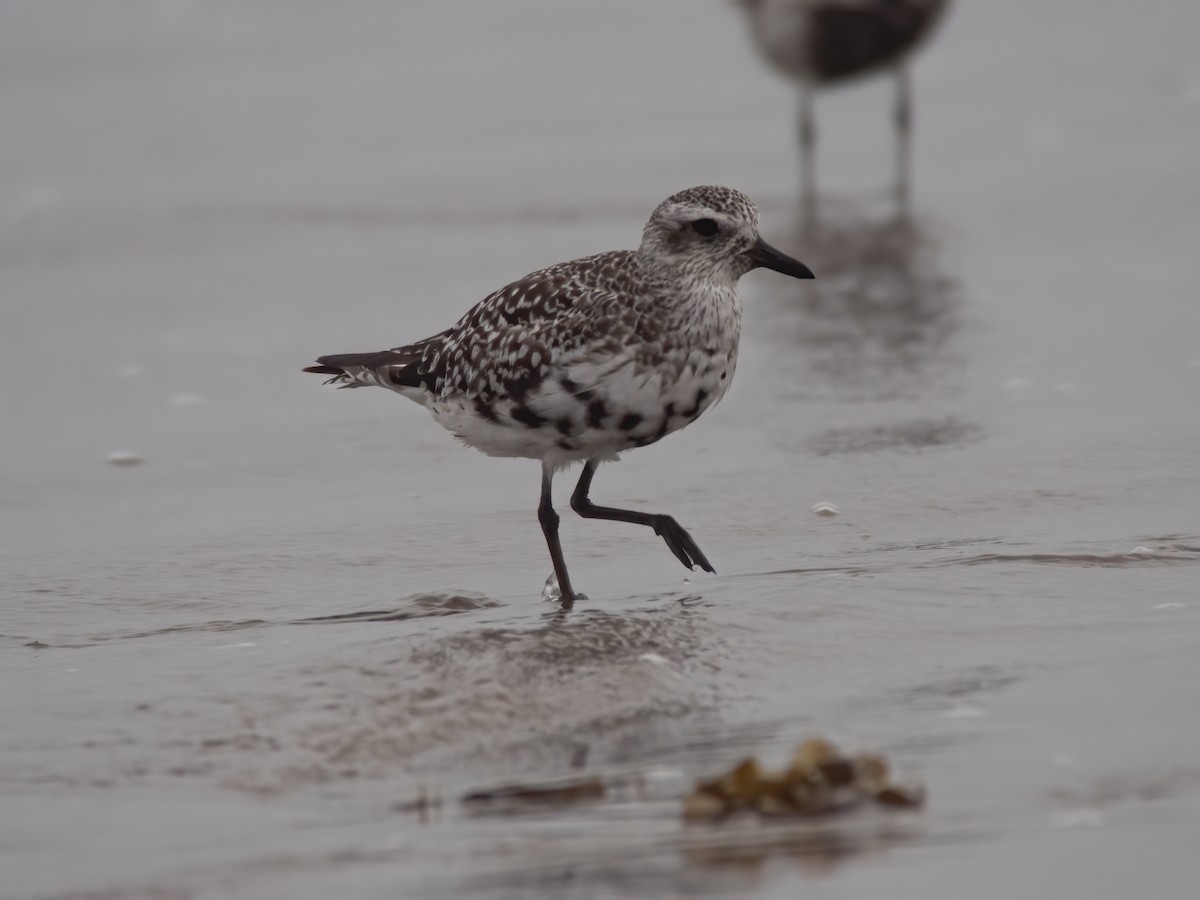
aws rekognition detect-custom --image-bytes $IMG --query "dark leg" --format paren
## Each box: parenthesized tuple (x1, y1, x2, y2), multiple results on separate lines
(538, 465, 578, 605)
(570, 460, 715, 573)
(894, 65, 913, 215)
(799, 84, 817, 223)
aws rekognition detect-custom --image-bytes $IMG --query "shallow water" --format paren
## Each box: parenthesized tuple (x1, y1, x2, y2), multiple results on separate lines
(4, 2, 1200, 898)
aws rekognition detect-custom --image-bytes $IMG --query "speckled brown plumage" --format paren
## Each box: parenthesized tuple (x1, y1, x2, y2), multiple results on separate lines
(304, 186, 814, 603)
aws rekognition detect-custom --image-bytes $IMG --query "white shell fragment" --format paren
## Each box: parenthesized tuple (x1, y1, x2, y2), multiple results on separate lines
(811, 502, 840, 517)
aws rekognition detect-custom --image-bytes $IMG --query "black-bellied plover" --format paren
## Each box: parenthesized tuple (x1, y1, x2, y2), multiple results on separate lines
(736, 0, 951, 214)
(305, 186, 814, 605)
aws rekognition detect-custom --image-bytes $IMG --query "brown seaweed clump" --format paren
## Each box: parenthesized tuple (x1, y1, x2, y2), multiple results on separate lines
(683, 738, 923, 821)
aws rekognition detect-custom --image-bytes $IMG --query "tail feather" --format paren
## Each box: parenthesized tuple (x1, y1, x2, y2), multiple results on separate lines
(302, 350, 425, 391)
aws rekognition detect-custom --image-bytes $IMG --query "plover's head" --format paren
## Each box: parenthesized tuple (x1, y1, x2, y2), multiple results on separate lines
(639, 185, 814, 283)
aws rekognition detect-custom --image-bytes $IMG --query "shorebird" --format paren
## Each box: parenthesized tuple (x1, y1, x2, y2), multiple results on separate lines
(735, 0, 951, 214)
(305, 186, 814, 605)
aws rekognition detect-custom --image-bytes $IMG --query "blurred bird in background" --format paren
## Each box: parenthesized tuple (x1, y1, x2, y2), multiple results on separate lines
(735, 0, 951, 219)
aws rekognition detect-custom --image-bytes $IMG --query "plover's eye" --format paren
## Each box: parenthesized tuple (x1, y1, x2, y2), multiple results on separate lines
(690, 218, 719, 237)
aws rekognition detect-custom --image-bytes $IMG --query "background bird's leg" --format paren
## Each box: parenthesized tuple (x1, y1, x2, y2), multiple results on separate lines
(799, 83, 817, 223)
(570, 460, 715, 574)
(894, 65, 913, 217)
(538, 464, 576, 606)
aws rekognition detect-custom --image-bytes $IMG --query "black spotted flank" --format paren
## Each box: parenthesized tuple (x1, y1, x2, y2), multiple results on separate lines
(559, 376, 580, 394)
(511, 405, 547, 429)
(618, 412, 643, 431)
(587, 399, 608, 429)
(683, 388, 709, 419)
(473, 397, 499, 422)
(555, 417, 573, 436)
(651, 415, 671, 443)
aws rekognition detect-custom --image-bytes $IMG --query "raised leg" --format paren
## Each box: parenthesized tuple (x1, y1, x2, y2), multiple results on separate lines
(538, 463, 578, 606)
(570, 460, 715, 573)
(799, 83, 817, 222)
(894, 65, 913, 215)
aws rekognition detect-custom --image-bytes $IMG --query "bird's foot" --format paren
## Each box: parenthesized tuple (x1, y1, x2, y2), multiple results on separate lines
(542, 573, 587, 605)
(651, 516, 716, 574)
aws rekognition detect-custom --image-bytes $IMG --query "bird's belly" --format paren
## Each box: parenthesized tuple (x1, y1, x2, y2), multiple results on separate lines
(428, 349, 737, 462)
(431, 398, 559, 460)
(557, 350, 737, 453)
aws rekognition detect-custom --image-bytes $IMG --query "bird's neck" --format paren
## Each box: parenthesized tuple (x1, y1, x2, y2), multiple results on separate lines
(658, 277, 743, 348)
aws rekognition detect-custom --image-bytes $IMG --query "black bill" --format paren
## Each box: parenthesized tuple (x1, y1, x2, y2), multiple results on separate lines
(745, 237, 815, 279)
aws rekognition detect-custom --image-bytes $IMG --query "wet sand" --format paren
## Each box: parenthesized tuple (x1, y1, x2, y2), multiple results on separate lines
(3, 2, 1200, 898)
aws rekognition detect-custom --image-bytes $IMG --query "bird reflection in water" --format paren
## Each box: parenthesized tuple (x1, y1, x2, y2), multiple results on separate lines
(760, 202, 962, 403)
